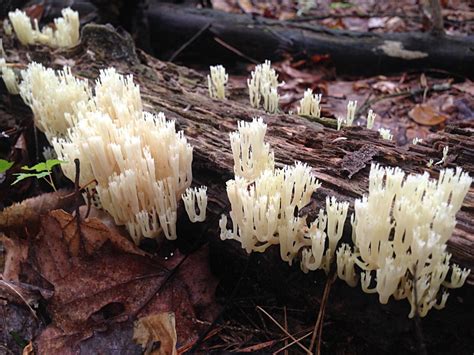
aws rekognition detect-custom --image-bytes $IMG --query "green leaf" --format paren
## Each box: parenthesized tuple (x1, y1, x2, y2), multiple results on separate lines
(21, 162, 47, 172)
(330, 2, 353, 9)
(9, 331, 28, 348)
(46, 159, 67, 170)
(12, 171, 50, 185)
(21, 159, 66, 172)
(0, 159, 14, 174)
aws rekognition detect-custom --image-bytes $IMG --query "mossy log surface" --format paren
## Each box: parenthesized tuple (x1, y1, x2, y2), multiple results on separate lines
(1, 24, 473, 354)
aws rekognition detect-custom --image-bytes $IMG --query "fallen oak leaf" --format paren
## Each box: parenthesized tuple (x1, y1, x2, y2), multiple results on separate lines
(50, 209, 146, 257)
(408, 103, 447, 126)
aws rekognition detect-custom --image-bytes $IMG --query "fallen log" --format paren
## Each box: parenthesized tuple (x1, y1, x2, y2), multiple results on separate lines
(148, 2, 474, 78)
(1, 24, 473, 354)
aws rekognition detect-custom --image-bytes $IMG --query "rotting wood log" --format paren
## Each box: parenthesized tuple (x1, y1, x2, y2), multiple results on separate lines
(147, 2, 474, 78)
(1, 23, 473, 281)
(1, 24, 474, 353)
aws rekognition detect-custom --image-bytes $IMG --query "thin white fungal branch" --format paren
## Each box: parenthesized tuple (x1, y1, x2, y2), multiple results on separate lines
(336, 163, 472, 318)
(247, 60, 280, 113)
(182, 186, 208, 223)
(0, 59, 19, 94)
(297, 89, 322, 118)
(0, 39, 5, 58)
(378, 128, 393, 141)
(435, 146, 449, 165)
(366, 109, 376, 129)
(337, 117, 344, 131)
(297, 0, 316, 16)
(345, 100, 357, 126)
(412, 137, 423, 145)
(207, 65, 228, 99)
(3, 19, 13, 36)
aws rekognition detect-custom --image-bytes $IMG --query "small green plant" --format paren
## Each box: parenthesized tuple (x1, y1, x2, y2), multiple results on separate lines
(0, 159, 14, 174)
(12, 159, 66, 191)
(330, 1, 353, 9)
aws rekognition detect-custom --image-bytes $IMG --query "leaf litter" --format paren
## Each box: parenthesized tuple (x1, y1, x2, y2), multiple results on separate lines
(1, 208, 218, 353)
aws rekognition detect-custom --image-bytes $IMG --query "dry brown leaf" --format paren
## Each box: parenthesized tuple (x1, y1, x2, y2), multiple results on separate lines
(1, 233, 28, 281)
(452, 81, 474, 96)
(0, 189, 74, 230)
(133, 313, 177, 355)
(372, 80, 398, 94)
(22, 341, 34, 355)
(408, 104, 448, 126)
(27, 210, 218, 353)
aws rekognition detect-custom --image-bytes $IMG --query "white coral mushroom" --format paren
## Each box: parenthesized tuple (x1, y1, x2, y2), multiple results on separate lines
(336, 163, 472, 317)
(248, 60, 280, 113)
(208, 65, 228, 99)
(297, 89, 322, 118)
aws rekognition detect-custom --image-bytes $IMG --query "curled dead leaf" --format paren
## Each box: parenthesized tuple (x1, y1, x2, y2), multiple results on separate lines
(0, 189, 74, 230)
(408, 104, 448, 126)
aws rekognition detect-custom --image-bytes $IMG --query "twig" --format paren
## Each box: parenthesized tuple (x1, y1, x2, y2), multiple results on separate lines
(356, 83, 451, 118)
(0, 277, 38, 321)
(283, 306, 288, 355)
(273, 331, 313, 354)
(256, 306, 311, 354)
(213, 36, 259, 64)
(72, 159, 85, 254)
(169, 22, 211, 62)
(309, 270, 337, 354)
(190, 251, 253, 352)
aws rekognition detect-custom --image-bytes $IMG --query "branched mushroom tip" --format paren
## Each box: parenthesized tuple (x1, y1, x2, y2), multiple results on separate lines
(182, 186, 208, 223)
(3, 19, 13, 36)
(378, 128, 393, 141)
(0, 59, 20, 95)
(345, 100, 357, 126)
(366, 109, 376, 129)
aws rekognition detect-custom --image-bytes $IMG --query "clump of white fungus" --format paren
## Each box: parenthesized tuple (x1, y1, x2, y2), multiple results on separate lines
(208, 65, 228, 99)
(220, 118, 348, 273)
(336, 163, 471, 318)
(297, 89, 322, 118)
(248, 60, 280, 113)
(20, 63, 193, 244)
(9, 8, 79, 48)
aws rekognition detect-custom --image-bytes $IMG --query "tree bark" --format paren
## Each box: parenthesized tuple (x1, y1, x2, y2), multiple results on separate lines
(148, 3, 474, 78)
